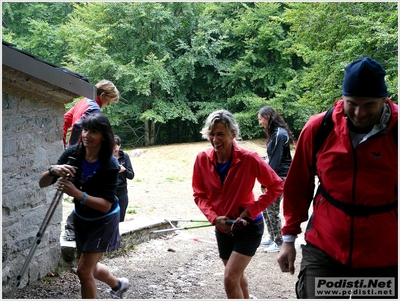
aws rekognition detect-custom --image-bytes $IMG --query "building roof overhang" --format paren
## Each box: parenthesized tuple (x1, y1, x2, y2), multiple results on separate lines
(2, 41, 96, 104)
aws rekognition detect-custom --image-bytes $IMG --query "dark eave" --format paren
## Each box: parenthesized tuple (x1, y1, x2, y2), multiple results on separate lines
(2, 41, 96, 102)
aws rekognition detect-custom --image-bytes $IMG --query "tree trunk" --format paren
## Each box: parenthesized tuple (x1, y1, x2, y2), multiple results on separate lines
(144, 120, 150, 146)
(144, 120, 156, 146)
(150, 120, 155, 145)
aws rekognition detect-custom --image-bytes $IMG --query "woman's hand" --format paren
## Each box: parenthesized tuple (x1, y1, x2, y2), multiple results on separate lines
(51, 164, 76, 178)
(239, 207, 250, 219)
(56, 177, 79, 198)
(214, 216, 230, 230)
(39, 164, 76, 188)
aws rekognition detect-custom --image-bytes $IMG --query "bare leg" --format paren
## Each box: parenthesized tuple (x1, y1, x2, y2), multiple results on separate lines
(240, 273, 250, 299)
(94, 262, 119, 288)
(76, 252, 102, 299)
(76, 252, 118, 299)
(222, 251, 252, 299)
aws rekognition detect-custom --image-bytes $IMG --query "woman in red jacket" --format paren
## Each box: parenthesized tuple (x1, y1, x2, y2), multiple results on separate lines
(192, 110, 283, 299)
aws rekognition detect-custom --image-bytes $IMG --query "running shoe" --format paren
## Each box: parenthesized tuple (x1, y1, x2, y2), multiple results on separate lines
(261, 238, 274, 246)
(63, 229, 75, 241)
(263, 242, 281, 253)
(110, 278, 130, 299)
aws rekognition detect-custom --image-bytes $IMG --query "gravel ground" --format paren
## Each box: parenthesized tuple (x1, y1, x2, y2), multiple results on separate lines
(12, 228, 299, 299)
(11, 140, 303, 299)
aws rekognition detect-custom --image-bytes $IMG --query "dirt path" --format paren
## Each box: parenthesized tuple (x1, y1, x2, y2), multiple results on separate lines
(12, 140, 303, 299)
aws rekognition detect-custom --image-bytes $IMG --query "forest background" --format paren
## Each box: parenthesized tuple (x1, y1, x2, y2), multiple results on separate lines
(2, 2, 398, 147)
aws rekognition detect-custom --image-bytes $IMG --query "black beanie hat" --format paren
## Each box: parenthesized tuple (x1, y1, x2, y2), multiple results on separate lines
(342, 57, 388, 98)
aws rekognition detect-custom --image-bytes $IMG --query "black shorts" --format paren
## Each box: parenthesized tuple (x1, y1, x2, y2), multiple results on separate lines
(73, 210, 121, 253)
(215, 217, 264, 260)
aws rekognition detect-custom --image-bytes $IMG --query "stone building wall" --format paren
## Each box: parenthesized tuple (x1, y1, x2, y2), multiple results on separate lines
(2, 42, 95, 297)
(2, 85, 67, 295)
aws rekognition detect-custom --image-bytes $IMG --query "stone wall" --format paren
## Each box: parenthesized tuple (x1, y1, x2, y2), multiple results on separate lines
(2, 86, 66, 296)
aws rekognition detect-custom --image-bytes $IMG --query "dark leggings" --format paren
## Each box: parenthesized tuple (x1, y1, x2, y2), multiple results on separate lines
(117, 193, 129, 222)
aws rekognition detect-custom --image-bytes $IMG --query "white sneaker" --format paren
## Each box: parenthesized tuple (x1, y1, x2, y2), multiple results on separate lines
(261, 238, 274, 246)
(263, 242, 281, 253)
(63, 229, 75, 241)
(110, 278, 130, 299)
(250, 294, 258, 299)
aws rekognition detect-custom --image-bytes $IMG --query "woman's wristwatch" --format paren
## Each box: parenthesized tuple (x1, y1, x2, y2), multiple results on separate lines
(48, 166, 57, 177)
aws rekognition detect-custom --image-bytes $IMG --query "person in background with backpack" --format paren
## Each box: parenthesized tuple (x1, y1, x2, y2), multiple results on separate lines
(277, 57, 398, 298)
(63, 79, 120, 149)
(257, 106, 294, 253)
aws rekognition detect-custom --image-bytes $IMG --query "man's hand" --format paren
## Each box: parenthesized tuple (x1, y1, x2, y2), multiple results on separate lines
(277, 242, 296, 275)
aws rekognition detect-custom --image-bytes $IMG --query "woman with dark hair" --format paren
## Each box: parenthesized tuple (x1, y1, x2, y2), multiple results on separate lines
(257, 106, 294, 253)
(113, 135, 134, 222)
(39, 113, 130, 299)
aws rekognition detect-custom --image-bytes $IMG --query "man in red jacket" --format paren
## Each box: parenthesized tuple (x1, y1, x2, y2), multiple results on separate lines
(277, 58, 398, 298)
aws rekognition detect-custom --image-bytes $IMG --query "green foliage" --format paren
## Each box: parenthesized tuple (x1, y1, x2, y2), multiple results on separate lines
(126, 208, 137, 214)
(2, 2, 74, 65)
(284, 2, 398, 109)
(42, 277, 51, 284)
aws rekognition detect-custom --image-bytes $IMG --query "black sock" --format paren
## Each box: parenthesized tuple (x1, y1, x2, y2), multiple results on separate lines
(112, 280, 121, 291)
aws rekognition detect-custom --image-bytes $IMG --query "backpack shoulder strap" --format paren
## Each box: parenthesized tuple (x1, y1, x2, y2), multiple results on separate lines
(392, 121, 398, 146)
(314, 107, 334, 157)
(312, 107, 334, 171)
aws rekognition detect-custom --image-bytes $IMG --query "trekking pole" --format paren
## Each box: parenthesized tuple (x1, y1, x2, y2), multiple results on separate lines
(151, 218, 248, 234)
(9, 157, 77, 298)
(225, 217, 250, 237)
(225, 218, 249, 226)
(166, 219, 209, 223)
(151, 223, 213, 234)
